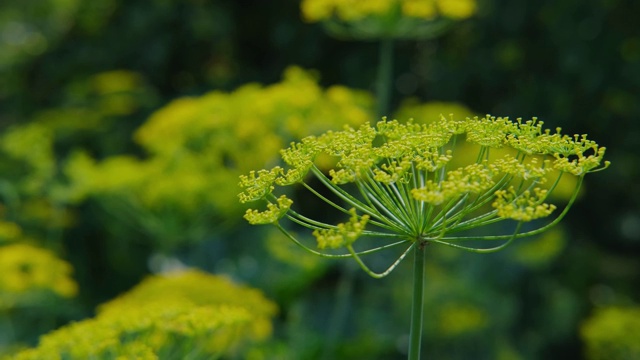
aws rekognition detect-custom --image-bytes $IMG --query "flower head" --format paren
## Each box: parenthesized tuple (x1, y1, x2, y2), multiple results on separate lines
(411, 162, 494, 205)
(493, 187, 557, 222)
(243, 195, 293, 225)
(13, 270, 277, 360)
(240, 114, 608, 277)
(59, 67, 373, 251)
(238, 168, 282, 203)
(302, 0, 477, 22)
(313, 208, 370, 249)
(0, 243, 78, 302)
(300, 0, 478, 39)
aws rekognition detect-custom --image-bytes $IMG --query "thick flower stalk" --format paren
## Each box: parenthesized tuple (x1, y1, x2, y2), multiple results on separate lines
(239, 115, 609, 277)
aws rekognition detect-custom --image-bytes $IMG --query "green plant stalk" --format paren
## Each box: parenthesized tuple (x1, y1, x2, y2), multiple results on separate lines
(240, 114, 609, 359)
(408, 241, 426, 359)
(376, 37, 394, 118)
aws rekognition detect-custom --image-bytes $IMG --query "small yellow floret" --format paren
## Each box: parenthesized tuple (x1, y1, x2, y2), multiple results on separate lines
(411, 163, 494, 205)
(313, 208, 370, 249)
(491, 155, 550, 181)
(553, 146, 607, 175)
(493, 187, 557, 221)
(243, 196, 293, 225)
(372, 159, 413, 184)
(465, 115, 512, 148)
(238, 167, 282, 203)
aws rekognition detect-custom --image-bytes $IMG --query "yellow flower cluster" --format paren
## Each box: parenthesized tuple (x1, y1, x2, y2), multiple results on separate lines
(91, 70, 148, 116)
(396, 102, 581, 201)
(0, 220, 22, 242)
(301, 0, 477, 22)
(0, 123, 55, 195)
(313, 208, 371, 249)
(411, 163, 494, 205)
(243, 195, 293, 225)
(62, 67, 373, 221)
(1, 70, 153, 200)
(437, 302, 488, 336)
(493, 187, 556, 222)
(239, 114, 608, 258)
(238, 168, 282, 204)
(513, 227, 566, 267)
(0, 243, 78, 306)
(13, 270, 277, 360)
(581, 307, 640, 360)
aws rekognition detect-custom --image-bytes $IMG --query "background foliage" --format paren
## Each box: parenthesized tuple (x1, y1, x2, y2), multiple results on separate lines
(0, 0, 638, 359)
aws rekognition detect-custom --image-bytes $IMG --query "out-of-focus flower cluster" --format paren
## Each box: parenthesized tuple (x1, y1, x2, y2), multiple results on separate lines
(239, 114, 608, 276)
(11, 270, 277, 360)
(241, 115, 607, 228)
(580, 306, 640, 360)
(58, 67, 372, 249)
(0, 69, 155, 237)
(0, 212, 77, 311)
(301, 0, 476, 39)
(0, 243, 77, 309)
(0, 69, 151, 321)
(301, 0, 476, 22)
(1, 123, 56, 196)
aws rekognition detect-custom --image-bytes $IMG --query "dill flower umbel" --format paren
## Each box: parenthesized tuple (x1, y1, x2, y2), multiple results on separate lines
(0, 243, 78, 303)
(581, 306, 640, 360)
(59, 67, 373, 250)
(239, 115, 608, 277)
(301, 0, 476, 22)
(301, 0, 477, 39)
(62, 67, 371, 216)
(12, 270, 277, 360)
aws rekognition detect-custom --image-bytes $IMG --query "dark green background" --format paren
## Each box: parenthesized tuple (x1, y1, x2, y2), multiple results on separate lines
(1, 0, 638, 358)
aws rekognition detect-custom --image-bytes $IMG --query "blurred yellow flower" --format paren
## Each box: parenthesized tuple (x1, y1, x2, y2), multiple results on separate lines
(99, 269, 277, 325)
(59, 66, 373, 248)
(91, 70, 147, 115)
(301, 0, 477, 22)
(12, 269, 277, 360)
(581, 306, 640, 360)
(0, 123, 55, 195)
(437, 302, 488, 336)
(513, 227, 566, 267)
(0, 220, 22, 242)
(435, 0, 476, 19)
(0, 243, 78, 302)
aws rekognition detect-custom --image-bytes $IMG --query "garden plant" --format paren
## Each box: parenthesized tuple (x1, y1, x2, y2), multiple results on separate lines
(1, 0, 633, 358)
(239, 115, 609, 358)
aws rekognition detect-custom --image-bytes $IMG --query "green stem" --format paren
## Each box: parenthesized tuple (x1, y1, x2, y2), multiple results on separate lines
(437, 174, 586, 244)
(347, 242, 414, 279)
(376, 37, 394, 119)
(408, 242, 426, 359)
(275, 222, 409, 259)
